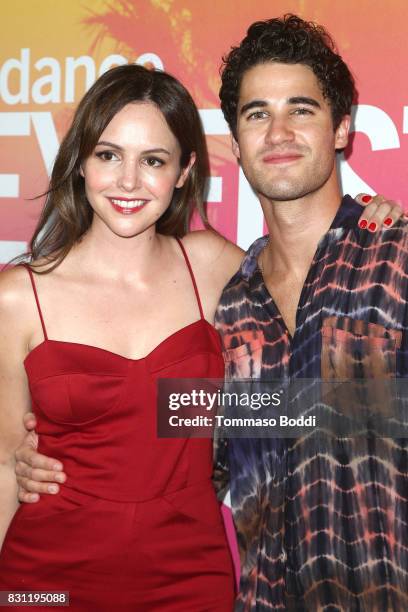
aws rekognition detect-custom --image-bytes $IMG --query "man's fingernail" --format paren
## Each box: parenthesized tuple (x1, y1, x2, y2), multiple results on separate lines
(359, 219, 368, 229)
(384, 217, 393, 226)
(368, 222, 377, 232)
(361, 195, 372, 203)
(48, 485, 58, 494)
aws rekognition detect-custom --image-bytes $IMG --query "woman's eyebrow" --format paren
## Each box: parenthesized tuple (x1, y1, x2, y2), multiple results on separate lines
(95, 142, 170, 155)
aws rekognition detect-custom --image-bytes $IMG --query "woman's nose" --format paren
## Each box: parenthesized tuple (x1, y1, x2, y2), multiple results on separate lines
(118, 162, 142, 192)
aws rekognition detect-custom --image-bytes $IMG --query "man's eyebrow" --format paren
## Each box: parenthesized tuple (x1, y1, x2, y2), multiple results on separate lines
(240, 100, 268, 115)
(288, 96, 321, 108)
(239, 97, 321, 116)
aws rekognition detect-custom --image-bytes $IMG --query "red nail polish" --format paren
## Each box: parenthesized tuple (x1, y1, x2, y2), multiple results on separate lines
(359, 219, 368, 229)
(384, 217, 393, 226)
(361, 195, 372, 203)
(368, 222, 377, 232)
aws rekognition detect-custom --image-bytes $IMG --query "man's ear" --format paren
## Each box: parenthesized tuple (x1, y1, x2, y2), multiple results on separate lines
(231, 133, 240, 160)
(176, 152, 196, 188)
(334, 114, 351, 150)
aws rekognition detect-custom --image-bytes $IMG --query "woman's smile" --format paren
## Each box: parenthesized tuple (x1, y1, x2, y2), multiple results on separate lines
(108, 197, 149, 215)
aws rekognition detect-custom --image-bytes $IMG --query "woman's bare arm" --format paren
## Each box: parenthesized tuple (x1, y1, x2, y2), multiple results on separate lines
(0, 267, 32, 549)
(12, 192, 406, 503)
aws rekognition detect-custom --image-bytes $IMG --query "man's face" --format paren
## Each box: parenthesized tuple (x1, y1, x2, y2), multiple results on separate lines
(232, 62, 350, 202)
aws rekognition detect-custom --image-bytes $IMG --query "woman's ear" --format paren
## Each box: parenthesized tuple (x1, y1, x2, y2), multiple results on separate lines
(176, 152, 196, 188)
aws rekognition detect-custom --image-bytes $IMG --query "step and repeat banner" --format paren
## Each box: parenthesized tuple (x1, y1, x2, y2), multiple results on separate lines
(1, 0, 408, 264)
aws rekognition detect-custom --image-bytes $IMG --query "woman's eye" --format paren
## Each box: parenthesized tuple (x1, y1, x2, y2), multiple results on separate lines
(95, 151, 118, 161)
(145, 157, 164, 167)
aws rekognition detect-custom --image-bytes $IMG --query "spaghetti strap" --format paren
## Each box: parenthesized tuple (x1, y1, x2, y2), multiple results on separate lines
(22, 264, 48, 341)
(176, 237, 205, 320)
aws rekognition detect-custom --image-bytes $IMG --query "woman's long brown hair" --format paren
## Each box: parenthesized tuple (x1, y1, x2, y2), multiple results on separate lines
(17, 65, 210, 272)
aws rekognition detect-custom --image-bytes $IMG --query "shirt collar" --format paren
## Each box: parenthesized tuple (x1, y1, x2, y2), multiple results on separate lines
(316, 194, 363, 250)
(240, 195, 363, 281)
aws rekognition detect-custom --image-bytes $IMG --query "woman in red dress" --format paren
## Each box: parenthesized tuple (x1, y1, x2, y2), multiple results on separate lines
(0, 64, 240, 611)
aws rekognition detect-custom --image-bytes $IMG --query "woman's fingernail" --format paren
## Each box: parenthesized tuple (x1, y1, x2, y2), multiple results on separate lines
(368, 222, 377, 232)
(55, 473, 65, 483)
(359, 219, 368, 229)
(30, 494, 39, 502)
(48, 485, 58, 494)
(361, 195, 372, 203)
(53, 463, 62, 471)
(384, 217, 393, 226)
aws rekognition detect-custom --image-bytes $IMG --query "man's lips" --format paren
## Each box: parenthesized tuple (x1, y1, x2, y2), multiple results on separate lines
(262, 153, 303, 164)
(108, 197, 149, 215)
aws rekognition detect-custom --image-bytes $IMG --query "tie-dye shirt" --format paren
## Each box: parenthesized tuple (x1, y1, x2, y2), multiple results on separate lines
(214, 195, 408, 611)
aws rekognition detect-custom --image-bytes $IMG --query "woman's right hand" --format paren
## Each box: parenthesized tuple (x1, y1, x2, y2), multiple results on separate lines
(15, 413, 67, 503)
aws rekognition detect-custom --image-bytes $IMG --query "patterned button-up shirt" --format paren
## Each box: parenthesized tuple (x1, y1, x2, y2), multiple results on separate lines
(214, 196, 408, 611)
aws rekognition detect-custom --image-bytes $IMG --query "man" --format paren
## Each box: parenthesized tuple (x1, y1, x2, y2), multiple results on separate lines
(213, 14, 408, 611)
(13, 14, 407, 612)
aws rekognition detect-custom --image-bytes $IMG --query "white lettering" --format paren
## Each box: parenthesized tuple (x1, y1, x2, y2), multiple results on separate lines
(205, 176, 222, 203)
(65, 56, 96, 102)
(0, 241, 27, 262)
(0, 112, 31, 200)
(339, 104, 400, 197)
(0, 48, 30, 104)
(237, 167, 263, 249)
(99, 54, 128, 76)
(353, 104, 399, 150)
(31, 112, 60, 176)
(0, 175, 19, 198)
(135, 53, 164, 70)
(206, 392, 217, 411)
(403, 107, 408, 133)
(32, 58, 61, 104)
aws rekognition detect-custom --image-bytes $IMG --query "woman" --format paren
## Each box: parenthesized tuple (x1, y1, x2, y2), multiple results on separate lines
(0, 63, 401, 610)
(0, 64, 241, 611)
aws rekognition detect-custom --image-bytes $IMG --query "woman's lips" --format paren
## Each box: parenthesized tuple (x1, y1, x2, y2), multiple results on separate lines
(108, 198, 148, 215)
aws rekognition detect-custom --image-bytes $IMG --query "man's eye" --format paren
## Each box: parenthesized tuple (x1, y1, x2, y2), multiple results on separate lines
(247, 111, 267, 120)
(293, 108, 313, 115)
(95, 151, 118, 161)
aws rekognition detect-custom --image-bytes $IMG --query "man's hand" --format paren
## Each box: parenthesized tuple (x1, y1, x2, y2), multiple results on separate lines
(15, 412, 66, 503)
(356, 193, 404, 231)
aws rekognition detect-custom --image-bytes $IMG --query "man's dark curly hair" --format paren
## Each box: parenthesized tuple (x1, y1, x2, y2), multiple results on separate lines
(220, 14, 356, 138)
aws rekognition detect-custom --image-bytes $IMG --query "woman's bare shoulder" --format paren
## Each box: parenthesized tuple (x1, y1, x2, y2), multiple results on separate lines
(0, 265, 37, 351)
(181, 230, 244, 280)
(0, 265, 31, 310)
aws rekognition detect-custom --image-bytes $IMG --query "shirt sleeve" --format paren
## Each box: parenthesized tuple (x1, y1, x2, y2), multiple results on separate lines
(212, 429, 230, 501)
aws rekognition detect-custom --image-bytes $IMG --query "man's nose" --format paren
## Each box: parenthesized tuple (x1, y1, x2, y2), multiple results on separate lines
(264, 116, 294, 145)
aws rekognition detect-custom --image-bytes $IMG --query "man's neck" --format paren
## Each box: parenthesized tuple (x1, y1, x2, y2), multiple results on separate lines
(260, 182, 342, 278)
(258, 181, 343, 338)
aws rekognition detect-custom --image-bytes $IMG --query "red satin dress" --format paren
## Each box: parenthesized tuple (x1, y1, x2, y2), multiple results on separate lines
(0, 239, 235, 611)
